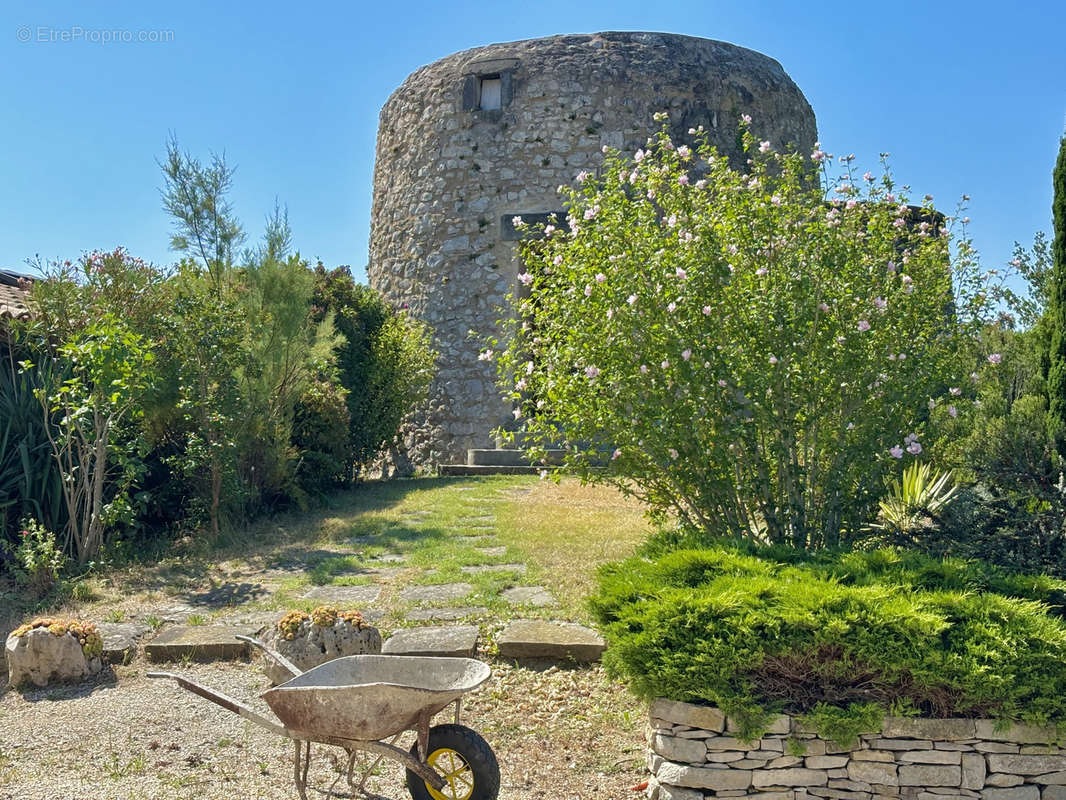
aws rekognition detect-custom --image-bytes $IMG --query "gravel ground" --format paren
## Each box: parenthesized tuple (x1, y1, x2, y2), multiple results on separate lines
(0, 656, 645, 799)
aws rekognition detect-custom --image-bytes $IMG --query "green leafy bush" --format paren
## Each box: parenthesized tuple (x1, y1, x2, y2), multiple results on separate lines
(494, 115, 998, 549)
(311, 266, 435, 478)
(292, 377, 350, 494)
(3, 519, 67, 597)
(591, 543, 1066, 737)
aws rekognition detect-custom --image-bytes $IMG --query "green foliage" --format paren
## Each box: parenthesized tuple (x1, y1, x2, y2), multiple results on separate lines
(0, 349, 64, 549)
(310, 265, 435, 477)
(32, 316, 153, 565)
(866, 461, 957, 544)
(591, 543, 1066, 731)
(494, 116, 997, 549)
(799, 703, 883, 748)
(1047, 136, 1066, 453)
(292, 377, 350, 494)
(3, 519, 67, 597)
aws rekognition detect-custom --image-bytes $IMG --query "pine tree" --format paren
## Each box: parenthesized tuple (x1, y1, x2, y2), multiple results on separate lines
(1047, 135, 1066, 450)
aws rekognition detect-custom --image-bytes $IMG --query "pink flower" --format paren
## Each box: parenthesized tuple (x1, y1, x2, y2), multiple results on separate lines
(949, 405, 958, 418)
(756, 267, 768, 277)
(873, 297, 887, 311)
(846, 199, 858, 210)
(585, 365, 600, 378)
(677, 145, 691, 158)
(818, 302, 829, 313)
(576, 171, 590, 183)
(606, 308, 614, 319)
(907, 441, 922, 455)
(517, 272, 533, 285)
(516, 378, 527, 391)
(640, 364, 648, 374)
(682, 349, 692, 361)
(667, 302, 677, 313)
(553, 255, 563, 266)
(718, 379, 727, 387)
(857, 320, 871, 332)
(525, 361, 534, 375)
(584, 285, 593, 296)
(741, 114, 752, 124)
(661, 359, 670, 369)
(511, 216, 524, 227)
(889, 446, 904, 459)
(628, 294, 638, 305)
(612, 448, 622, 460)
(702, 306, 712, 315)
(539, 469, 548, 480)
(676, 267, 687, 279)
(811, 148, 826, 163)
(634, 149, 645, 162)
(666, 213, 677, 228)
(584, 206, 598, 220)
(678, 175, 689, 186)
(847, 422, 855, 430)
(928, 399, 936, 410)
(759, 140, 771, 153)
(988, 353, 1002, 364)
(512, 408, 522, 420)
(669, 448, 679, 460)
(478, 350, 494, 362)
(595, 272, 606, 283)
(769, 355, 778, 365)
(771, 194, 782, 206)
(949, 387, 961, 396)
(863, 171, 874, 181)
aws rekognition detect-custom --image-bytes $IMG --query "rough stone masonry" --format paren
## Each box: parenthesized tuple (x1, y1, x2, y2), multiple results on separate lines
(646, 698, 1066, 800)
(369, 31, 818, 467)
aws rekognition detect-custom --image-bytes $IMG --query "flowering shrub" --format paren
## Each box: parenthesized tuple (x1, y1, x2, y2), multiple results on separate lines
(493, 115, 998, 548)
(12, 617, 103, 659)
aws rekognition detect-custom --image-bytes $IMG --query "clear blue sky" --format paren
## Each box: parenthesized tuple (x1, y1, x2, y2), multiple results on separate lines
(2, 0, 1064, 289)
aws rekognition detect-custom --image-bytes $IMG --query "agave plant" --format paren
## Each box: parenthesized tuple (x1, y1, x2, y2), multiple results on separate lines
(867, 461, 958, 543)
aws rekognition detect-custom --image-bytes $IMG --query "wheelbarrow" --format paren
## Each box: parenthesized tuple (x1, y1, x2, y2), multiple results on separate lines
(148, 635, 500, 800)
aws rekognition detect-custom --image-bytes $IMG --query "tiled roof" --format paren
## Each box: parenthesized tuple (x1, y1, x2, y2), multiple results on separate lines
(0, 272, 32, 320)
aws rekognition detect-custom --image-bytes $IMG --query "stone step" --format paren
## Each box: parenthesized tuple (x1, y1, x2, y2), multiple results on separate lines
(145, 624, 261, 662)
(399, 583, 474, 604)
(302, 585, 382, 605)
(501, 586, 556, 607)
(439, 464, 547, 476)
(466, 449, 568, 467)
(497, 620, 606, 662)
(460, 563, 526, 575)
(382, 625, 479, 658)
(97, 622, 151, 664)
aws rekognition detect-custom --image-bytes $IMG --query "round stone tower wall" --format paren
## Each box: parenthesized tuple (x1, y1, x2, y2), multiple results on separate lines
(369, 31, 818, 467)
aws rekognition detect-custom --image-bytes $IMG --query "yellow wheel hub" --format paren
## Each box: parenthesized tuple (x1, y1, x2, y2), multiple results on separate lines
(425, 747, 475, 800)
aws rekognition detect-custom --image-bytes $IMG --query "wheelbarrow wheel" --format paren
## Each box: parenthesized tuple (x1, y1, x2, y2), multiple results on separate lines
(406, 723, 500, 800)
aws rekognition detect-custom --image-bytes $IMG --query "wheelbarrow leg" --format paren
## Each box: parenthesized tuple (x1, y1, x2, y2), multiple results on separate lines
(294, 740, 311, 800)
(236, 634, 302, 681)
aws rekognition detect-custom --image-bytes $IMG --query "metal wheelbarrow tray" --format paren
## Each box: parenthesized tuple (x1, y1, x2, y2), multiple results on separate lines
(149, 636, 500, 800)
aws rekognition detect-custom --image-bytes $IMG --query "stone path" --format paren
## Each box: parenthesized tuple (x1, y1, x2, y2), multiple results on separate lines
(33, 493, 607, 673)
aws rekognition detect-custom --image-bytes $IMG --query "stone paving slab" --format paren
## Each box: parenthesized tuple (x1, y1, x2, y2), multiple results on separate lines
(145, 624, 261, 662)
(400, 583, 474, 604)
(460, 563, 526, 575)
(97, 622, 151, 664)
(302, 585, 382, 605)
(381, 625, 479, 658)
(501, 586, 556, 607)
(406, 606, 489, 622)
(477, 546, 507, 557)
(457, 535, 496, 545)
(497, 620, 606, 662)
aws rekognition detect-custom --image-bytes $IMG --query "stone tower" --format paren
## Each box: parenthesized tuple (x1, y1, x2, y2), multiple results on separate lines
(369, 31, 817, 467)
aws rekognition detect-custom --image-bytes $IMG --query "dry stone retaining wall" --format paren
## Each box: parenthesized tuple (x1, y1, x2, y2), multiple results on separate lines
(369, 31, 817, 466)
(647, 698, 1066, 800)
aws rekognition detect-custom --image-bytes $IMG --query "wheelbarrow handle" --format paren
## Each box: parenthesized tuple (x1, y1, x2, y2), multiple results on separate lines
(235, 634, 302, 680)
(147, 671, 289, 737)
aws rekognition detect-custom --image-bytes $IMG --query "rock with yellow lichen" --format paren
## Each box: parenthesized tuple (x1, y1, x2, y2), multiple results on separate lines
(5, 618, 104, 688)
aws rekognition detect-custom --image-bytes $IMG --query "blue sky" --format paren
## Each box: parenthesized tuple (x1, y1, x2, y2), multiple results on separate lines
(2, 0, 1064, 291)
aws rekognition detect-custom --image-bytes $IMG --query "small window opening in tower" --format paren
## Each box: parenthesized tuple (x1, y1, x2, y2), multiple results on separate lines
(479, 75, 502, 110)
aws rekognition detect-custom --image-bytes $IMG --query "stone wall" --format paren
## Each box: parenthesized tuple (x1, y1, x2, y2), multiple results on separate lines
(369, 31, 817, 466)
(647, 698, 1066, 800)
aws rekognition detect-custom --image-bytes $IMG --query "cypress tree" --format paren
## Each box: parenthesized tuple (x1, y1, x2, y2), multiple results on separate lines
(1047, 134, 1066, 449)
